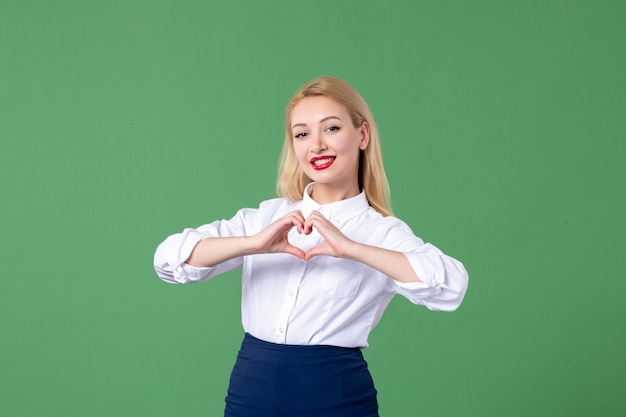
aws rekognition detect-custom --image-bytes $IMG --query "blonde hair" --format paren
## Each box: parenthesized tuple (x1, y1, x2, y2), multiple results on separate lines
(277, 76, 392, 217)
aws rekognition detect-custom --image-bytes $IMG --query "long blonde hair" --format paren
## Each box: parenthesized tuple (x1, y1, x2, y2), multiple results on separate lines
(277, 76, 392, 217)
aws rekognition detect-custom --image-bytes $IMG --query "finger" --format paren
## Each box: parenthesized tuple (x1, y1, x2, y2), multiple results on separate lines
(292, 210, 306, 222)
(306, 210, 332, 226)
(305, 217, 335, 240)
(303, 211, 326, 234)
(274, 213, 303, 233)
(302, 217, 314, 235)
(283, 244, 306, 260)
(306, 210, 325, 222)
(269, 220, 297, 238)
(287, 211, 305, 233)
(304, 244, 328, 261)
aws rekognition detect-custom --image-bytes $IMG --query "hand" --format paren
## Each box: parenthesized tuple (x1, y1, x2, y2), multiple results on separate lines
(253, 210, 356, 261)
(253, 210, 307, 260)
(302, 210, 355, 261)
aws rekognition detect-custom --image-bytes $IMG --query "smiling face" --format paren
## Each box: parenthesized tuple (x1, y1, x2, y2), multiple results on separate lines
(290, 96, 370, 203)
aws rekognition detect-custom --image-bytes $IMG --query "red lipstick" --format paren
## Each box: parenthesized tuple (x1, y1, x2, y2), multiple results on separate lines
(309, 156, 336, 170)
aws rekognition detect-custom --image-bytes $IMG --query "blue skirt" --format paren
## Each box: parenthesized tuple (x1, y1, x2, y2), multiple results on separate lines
(224, 333, 379, 417)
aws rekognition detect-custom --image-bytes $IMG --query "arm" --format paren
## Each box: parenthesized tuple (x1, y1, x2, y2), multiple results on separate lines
(303, 210, 421, 283)
(186, 210, 307, 267)
(154, 209, 308, 283)
(342, 242, 422, 283)
(303, 210, 468, 310)
(153, 226, 246, 284)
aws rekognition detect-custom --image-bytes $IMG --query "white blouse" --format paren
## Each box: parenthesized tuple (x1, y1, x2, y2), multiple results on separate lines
(154, 183, 469, 348)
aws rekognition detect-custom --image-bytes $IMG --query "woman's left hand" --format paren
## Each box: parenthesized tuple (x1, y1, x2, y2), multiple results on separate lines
(303, 211, 423, 284)
(303, 210, 356, 261)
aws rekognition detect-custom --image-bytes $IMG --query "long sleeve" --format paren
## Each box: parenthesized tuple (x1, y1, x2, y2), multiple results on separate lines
(395, 246, 468, 311)
(152, 189, 468, 347)
(374, 217, 469, 311)
(154, 210, 252, 284)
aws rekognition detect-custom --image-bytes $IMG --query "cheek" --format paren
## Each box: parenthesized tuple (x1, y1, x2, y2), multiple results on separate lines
(292, 142, 308, 164)
(334, 136, 360, 156)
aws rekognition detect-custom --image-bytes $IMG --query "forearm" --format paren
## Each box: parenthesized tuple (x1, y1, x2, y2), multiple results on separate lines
(344, 242, 422, 284)
(186, 236, 257, 268)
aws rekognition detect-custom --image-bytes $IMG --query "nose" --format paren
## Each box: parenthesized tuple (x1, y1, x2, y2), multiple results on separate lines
(310, 131, 327, 154)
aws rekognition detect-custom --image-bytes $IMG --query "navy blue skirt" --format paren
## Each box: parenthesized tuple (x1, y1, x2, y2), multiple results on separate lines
(224, 333, 379, 417)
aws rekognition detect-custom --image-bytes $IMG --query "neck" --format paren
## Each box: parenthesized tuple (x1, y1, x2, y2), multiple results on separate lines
(310, 183, 361, 204)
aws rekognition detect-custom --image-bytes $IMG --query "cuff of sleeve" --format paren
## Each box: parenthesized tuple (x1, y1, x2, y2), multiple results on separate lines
(406, 253, 441, 287)
(173, 263, 213, 284)
(397, 253, 443, 297)
(179, 229, 207, 260)
(170, 229, 210, 283)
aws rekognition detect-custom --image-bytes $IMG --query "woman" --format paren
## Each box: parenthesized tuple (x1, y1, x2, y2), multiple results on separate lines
(154, 76, 469, 416)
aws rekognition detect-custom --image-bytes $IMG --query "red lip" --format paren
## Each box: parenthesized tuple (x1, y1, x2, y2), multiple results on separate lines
(309, 155, 336, 170)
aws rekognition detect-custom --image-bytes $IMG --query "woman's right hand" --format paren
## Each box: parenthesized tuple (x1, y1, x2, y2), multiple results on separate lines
(186, 211, 307, 268)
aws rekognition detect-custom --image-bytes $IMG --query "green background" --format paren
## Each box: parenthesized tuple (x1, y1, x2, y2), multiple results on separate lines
(2, 1, 624, 416)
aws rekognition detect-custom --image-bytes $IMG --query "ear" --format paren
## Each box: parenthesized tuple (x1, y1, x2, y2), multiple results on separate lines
(358, 121, 370, 150)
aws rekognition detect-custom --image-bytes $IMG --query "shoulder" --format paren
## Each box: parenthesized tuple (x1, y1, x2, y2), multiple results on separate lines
(241, 196, 301, 223)
(360, 208, 420, 244)
(257, 196, 300, 212)
(229, 197, 298, 233)
(363, 207, 412, 230)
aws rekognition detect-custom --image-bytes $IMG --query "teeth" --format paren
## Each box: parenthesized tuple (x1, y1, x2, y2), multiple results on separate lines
(313, 157, 334, 166)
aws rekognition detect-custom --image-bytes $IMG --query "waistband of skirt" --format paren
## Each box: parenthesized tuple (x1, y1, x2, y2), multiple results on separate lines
(239, 333, 363, 364)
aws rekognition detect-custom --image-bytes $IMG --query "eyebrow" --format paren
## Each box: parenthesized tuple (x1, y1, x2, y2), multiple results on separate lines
(291, 116, 342, 130)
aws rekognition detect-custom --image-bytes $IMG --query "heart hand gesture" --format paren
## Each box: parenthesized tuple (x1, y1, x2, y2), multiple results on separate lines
(253, 210, 355, 261)
(302, 210, 355, 261)
(252, 210, 307, 260)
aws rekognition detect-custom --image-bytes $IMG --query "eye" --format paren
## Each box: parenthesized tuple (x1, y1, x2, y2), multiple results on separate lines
(294, 131, 308, 139)
(325, 125, 340, 133)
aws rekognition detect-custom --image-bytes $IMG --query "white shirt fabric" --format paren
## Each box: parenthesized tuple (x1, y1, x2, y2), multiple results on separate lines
(154, 183, 469, 348)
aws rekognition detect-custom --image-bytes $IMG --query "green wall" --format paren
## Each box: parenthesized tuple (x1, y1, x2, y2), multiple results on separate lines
(2, 1, 624, 416)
